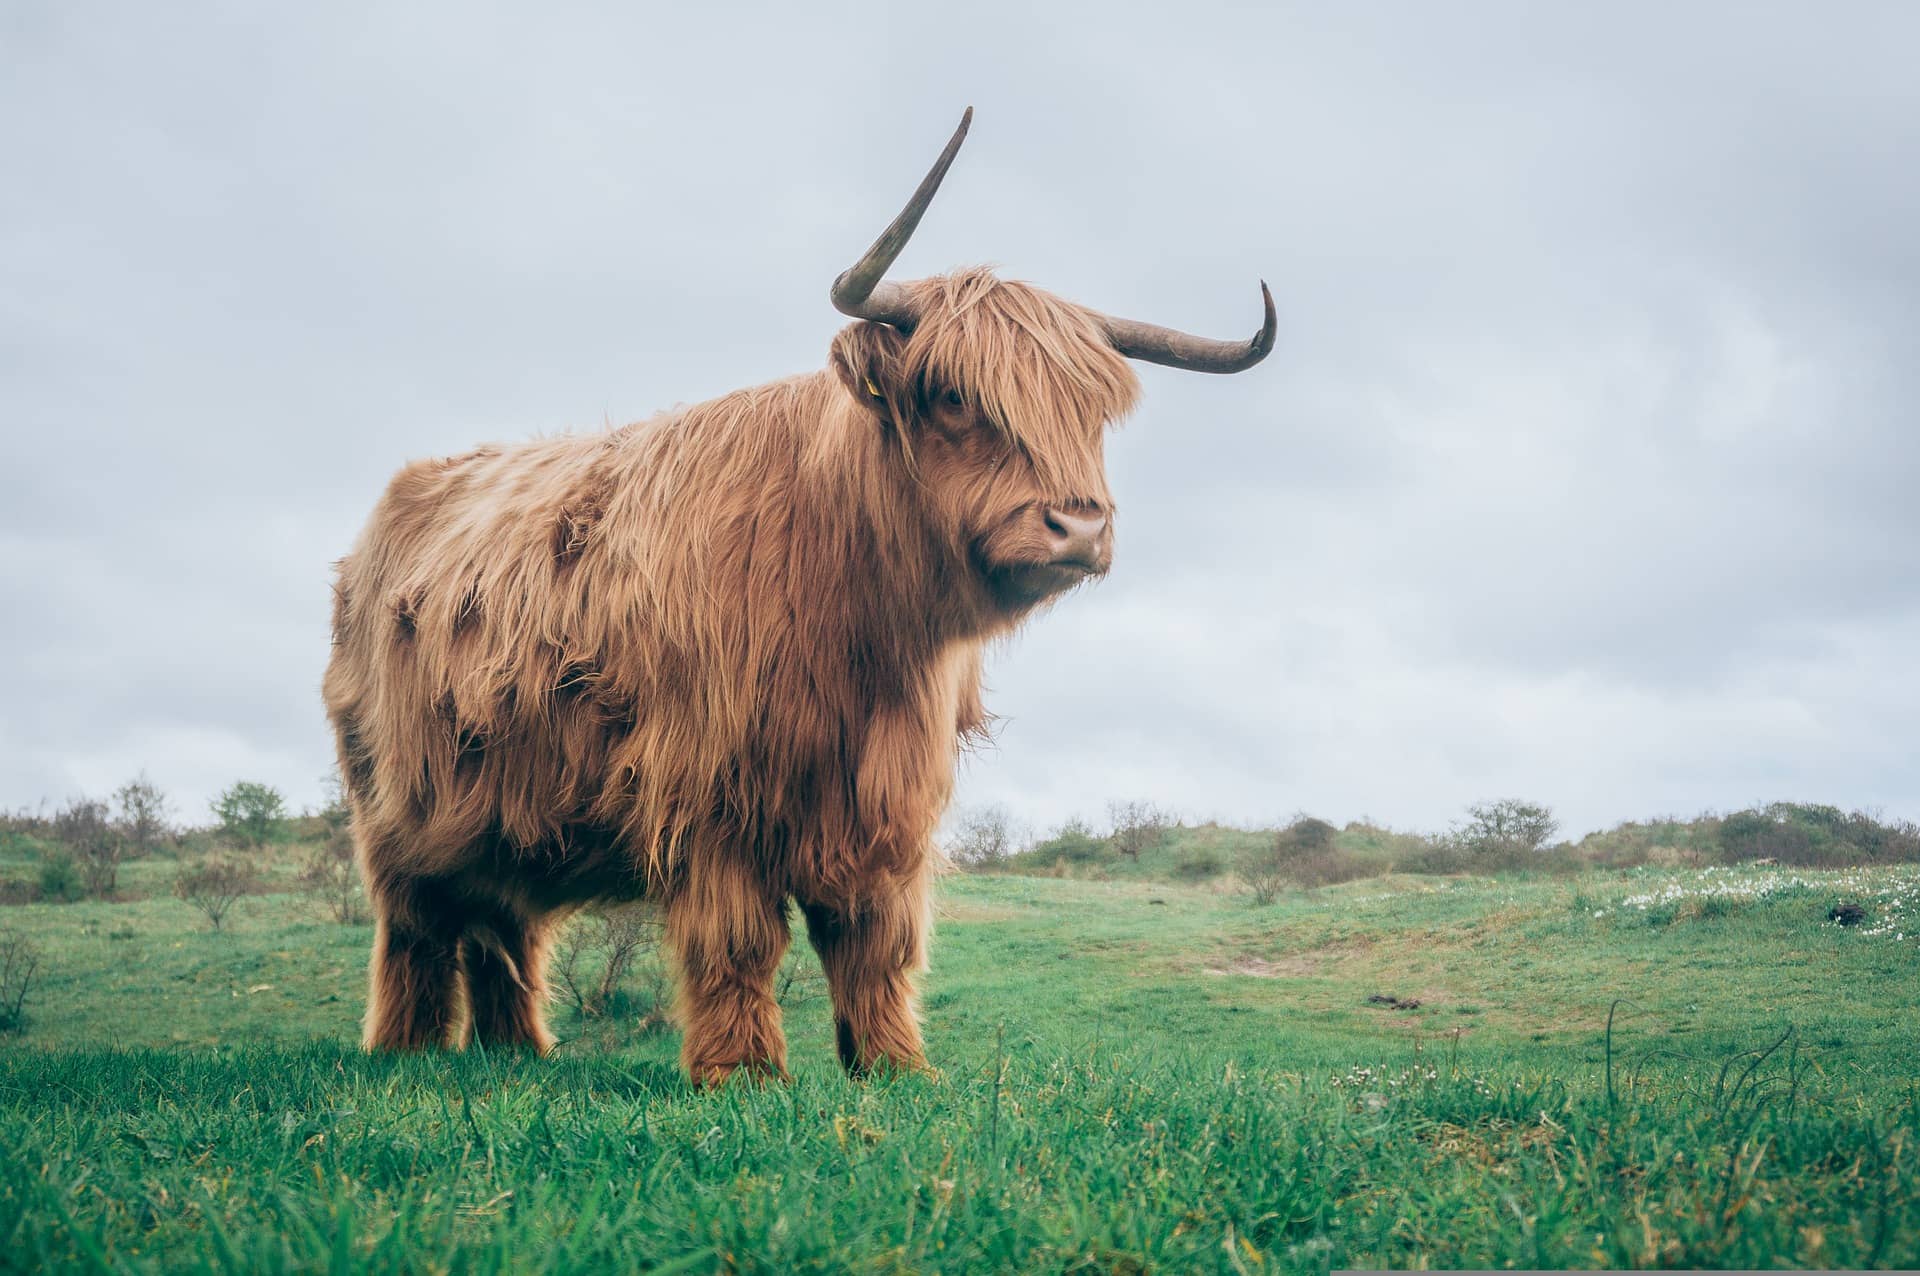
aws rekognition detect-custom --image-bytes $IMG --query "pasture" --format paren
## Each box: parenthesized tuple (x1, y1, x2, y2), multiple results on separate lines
(3, 843, 1918, 1272)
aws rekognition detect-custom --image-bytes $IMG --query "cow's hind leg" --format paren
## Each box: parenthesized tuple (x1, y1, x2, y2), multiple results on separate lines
(463, 910, 556, 1053)
(364, 878, 466, 1051)
(668, 863, 790, 1086)
(803, 866, 931, 1078)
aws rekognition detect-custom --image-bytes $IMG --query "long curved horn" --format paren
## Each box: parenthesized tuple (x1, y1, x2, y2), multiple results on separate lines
(829, 108, 973, 329)
(1099, 281, 1277, 374)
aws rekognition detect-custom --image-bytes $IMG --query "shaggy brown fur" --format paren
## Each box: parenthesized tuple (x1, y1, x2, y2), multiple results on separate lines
(325, 269, 1141, 1082)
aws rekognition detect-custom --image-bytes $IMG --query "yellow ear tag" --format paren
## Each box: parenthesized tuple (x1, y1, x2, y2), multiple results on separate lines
(865, 376, 883, 399)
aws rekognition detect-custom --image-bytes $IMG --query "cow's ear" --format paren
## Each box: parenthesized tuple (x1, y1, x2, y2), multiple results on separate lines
(830, 322, 911, 429)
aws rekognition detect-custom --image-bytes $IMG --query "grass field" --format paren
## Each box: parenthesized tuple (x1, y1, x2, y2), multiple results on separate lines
(3, 848, 1918, 1271)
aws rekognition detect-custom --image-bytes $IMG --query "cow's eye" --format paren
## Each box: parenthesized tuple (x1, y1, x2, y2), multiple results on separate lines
(943, 388, 965, 409)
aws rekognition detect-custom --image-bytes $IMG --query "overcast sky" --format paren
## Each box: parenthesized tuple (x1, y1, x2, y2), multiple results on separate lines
(3, 2, 1916, 842)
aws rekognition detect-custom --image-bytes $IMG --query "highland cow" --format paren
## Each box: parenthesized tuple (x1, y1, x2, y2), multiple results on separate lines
(323, 109, 1275, 1084)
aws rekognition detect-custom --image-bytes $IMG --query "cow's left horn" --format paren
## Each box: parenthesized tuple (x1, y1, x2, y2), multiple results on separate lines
(1098, 281, 1277, 374)
(830, 108, 973, 330)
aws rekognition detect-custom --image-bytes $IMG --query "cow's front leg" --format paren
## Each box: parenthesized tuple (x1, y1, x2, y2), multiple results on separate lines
(667, 863, 791, 1086)
(802, 868, 931, 1078)
(363, 875, 466, 1051)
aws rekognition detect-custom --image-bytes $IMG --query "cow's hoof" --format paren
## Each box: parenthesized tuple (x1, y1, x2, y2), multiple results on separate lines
(690, 1059, 791, 1089)
(849, 1057, 939, 1084)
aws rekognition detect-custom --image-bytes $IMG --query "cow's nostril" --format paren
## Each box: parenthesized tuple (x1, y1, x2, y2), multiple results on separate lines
(1042, 508, 1110, 568)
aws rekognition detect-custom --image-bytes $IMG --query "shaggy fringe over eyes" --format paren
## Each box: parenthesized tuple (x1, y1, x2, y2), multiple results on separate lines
(902, 269, 1140, 496)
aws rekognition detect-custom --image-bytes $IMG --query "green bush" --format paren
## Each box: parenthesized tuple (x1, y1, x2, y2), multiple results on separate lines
(1261, 816, 1372, 890)
(1235, 817, 1380, 901)
(37, 852, 85, 903)
(1455, 799, 1560, 869)
(174, 859, 256, 930)
(54, 797, 123, 896)
(113, 773, 172, 859)
(1844, 810, 1920, 862)
(1282, 817, 1338, 853)
(1173, 847, 1224, 881)
(211, 782, 288, 849)
(1395, 837, 1471, 876)
(1033, 818, 1106, 866)
(1716, 803, 1920, 867)
(1107, 801, 1172, 862)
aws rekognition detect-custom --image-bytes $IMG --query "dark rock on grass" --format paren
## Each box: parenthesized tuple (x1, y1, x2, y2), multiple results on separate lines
(1366, 993, 1422, 1010)
(1829, 901, 1868, 927)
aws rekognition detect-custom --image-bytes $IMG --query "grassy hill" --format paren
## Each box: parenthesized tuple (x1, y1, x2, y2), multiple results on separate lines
(3, 835, 1919, 1270)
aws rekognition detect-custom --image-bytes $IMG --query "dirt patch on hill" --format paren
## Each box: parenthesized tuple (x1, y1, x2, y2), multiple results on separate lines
(1204, 940, 1372, 979)
(934, 902, 1024, 924)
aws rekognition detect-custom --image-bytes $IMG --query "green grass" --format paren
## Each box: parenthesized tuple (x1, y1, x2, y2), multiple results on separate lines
(4, 860, 1919, 1271)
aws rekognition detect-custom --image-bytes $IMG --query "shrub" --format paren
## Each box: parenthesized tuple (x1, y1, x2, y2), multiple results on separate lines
(297, 775, 366, 924)
(299, 829, 367, 925)
(1174, 847, 1225, 882)
(112, 773, 172, 859)
(0, 928, 38, 1033)
(553, 905, 666, 1020)
(1283, 816, 1338, 853)
(1711, 802, 1919, 868)
(211, 781, 287, 848)
(1282, 844, 1371, 889)
(1454, 799, 1560, 868)
(53, 797, 124, 897)
(1718, 806, 1809, 863)
(947, 805, 1016, 869)
(1237, 846, 1287, 904)
(1843, 810, 1920, 862)
(37, 851, 86, 903)
(1275, 815, 1372, 886)
(175, 859, 254, 931)
(1395, 836, 1471, 876)
(1034, 817, 1106, 866)
(1238, 815, 1369, 900)
(1107, 800, 1172, 862)
(1406, 801, 1561, 874)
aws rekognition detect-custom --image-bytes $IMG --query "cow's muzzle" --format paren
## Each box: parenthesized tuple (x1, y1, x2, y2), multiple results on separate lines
(1040, 506, 1112, 575)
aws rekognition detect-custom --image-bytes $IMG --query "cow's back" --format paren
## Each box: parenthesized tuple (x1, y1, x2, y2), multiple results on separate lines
(325, 428, 643, 884)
